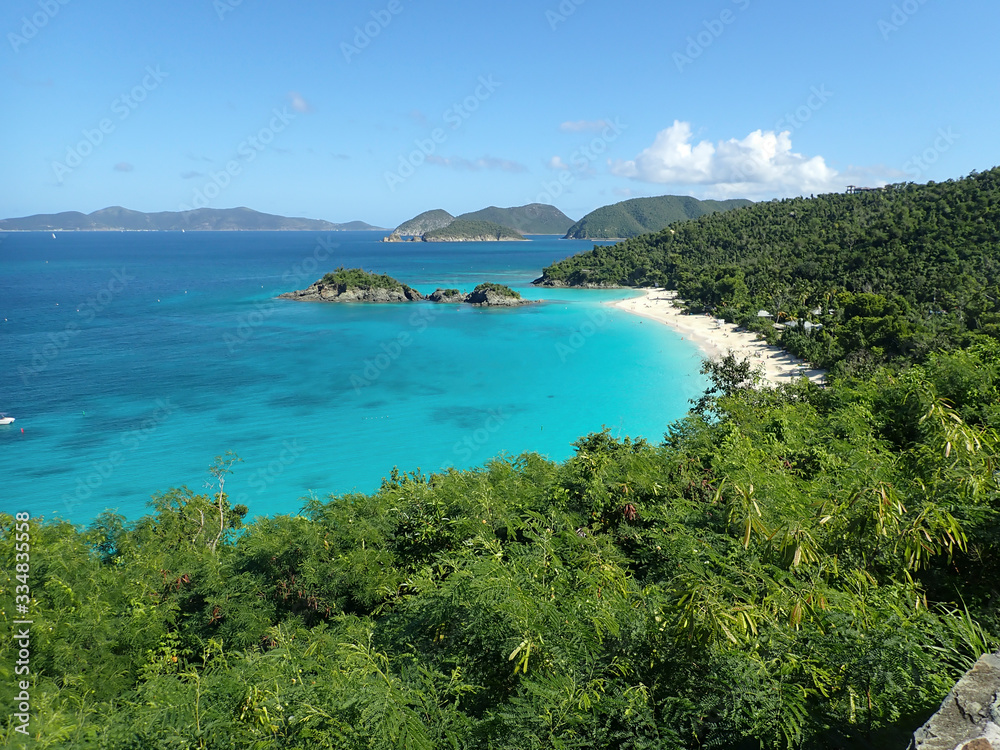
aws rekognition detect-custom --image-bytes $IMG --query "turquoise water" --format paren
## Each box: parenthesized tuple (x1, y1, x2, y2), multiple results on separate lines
(0, 231, 707, 524)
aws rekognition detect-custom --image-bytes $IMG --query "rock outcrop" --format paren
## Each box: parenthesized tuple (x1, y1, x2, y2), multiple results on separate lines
(909, 653, 1000, 750)
(279, 282, 424, 303)
(428, 288, 464, 303)
(464, 287, 533, 307)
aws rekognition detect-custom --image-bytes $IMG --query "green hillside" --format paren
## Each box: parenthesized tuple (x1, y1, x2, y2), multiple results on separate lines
(541, 169, 1000, 374)
(423, 219, 525, 241)
(457, 203, 575, 235)
(563, 195, 753, 239)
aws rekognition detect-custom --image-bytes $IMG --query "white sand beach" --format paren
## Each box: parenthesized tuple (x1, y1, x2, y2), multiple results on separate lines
(612, 289, 826, 387)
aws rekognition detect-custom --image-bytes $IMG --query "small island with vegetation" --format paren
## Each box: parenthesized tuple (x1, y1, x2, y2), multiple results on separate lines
(280, 269, 537, 307)
(464, 282, 530, 307)
(278, 267, 425, 303)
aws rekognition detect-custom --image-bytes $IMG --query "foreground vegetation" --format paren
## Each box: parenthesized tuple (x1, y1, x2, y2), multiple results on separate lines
(3, 341, 999, 748)
(541, 170, 1000, 376)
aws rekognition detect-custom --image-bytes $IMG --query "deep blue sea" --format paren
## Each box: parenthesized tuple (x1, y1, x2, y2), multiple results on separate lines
(0, 231, 707, 525)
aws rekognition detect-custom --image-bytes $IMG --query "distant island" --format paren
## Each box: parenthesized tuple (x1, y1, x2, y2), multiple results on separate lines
(0, 206, 386, 232)
(379, 198, 754, 243)
(384, 203, 574, 242)
(422, 219, 526, 242)
(279, 268, 535, 307)
(563, 195, 753, 239)
(457, 204, 575, 235)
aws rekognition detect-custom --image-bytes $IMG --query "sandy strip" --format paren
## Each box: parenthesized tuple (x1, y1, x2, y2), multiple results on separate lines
(611, 289, 826, 387)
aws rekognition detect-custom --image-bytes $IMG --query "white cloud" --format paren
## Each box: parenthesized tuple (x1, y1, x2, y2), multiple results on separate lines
(288, 91, 313, 114)
(559, 119, 613, 133)
(611, 120, 850, 198)
(548, 156, 569, 171)
(426, 155, 527, 173)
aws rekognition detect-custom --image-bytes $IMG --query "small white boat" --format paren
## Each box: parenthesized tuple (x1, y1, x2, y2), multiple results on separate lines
(0, 413, 14, 425)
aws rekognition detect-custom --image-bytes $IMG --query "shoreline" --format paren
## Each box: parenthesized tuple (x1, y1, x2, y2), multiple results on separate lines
(611, 289, 826, 387)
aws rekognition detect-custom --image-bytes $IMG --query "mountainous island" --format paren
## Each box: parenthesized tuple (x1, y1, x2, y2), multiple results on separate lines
(279, 267, 533, 306)
(562, 195, 753, 239)
(0, 206, 385, 232)
(458, 204, 575, 235)
(422, 219, 526, 242)
(384, 203, 573, 242)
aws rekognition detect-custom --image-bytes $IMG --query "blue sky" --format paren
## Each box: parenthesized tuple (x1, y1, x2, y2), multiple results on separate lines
(2, 0, 997, 227)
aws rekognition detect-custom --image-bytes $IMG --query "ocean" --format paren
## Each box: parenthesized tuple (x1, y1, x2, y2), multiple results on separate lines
(0, 231, 707, 525)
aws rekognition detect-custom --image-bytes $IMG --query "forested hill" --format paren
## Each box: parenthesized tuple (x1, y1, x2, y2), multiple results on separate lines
(563, 195, 752, 239)
(540, 169, 1000, 373)
(456, 203, 575, 235)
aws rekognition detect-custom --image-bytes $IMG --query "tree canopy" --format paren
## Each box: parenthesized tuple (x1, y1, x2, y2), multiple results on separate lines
(540, 169, 1000, 375)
